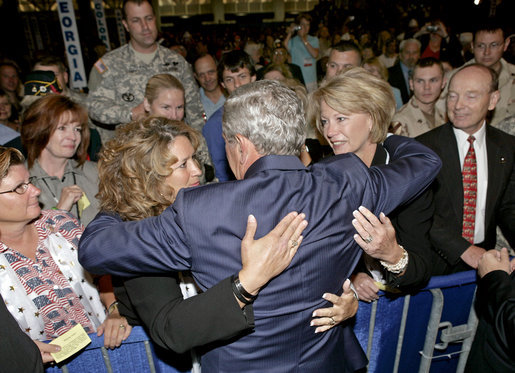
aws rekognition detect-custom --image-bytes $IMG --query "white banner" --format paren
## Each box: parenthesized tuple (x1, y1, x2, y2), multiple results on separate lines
(56, 0, 88, 89)
(93, 0, 111, 51)
(115, 9, 127, 46)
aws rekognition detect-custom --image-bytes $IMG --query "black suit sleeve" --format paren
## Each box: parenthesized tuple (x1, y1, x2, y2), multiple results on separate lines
(114, 274, 254, 354)
(497, 159, 515, 248)
(466, 271, 515, 372)
(0, 294, 43, 373)
(386, 188, 435, 291)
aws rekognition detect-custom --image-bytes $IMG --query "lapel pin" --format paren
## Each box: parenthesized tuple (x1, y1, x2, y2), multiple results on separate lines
(500, 157, 506, 164)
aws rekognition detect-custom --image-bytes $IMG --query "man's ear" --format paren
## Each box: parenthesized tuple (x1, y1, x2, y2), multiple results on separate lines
(122, 19, 129, 33)
(488, 90, 500, 111)
(251, 75, 257, 83)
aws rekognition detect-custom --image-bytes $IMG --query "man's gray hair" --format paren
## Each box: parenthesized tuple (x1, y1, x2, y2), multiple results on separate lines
(222, 80, 306, 156)
(399, 38, 421, 52)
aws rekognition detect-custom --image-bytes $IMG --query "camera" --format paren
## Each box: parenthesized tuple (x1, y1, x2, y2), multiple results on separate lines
(293, 25, 302, 31)
(427, 25, 439, 33)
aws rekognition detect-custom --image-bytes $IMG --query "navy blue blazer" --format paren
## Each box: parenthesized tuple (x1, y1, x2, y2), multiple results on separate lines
(79, 135, 441, 372)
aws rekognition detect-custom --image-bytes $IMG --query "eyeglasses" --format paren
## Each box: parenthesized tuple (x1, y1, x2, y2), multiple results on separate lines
(474, 42, 503, 51)
(0, 181, 32, 195)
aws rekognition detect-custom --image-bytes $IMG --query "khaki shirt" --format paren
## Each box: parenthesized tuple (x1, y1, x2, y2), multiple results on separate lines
(393, 97, 446, 137)
(29, 159, 100, 227)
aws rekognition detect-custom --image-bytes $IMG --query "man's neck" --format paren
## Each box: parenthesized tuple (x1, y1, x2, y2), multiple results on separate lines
(490, 60, 502, 75)
(204, 86, 223, 104)
(414, 97, 435, 116)
(129, 40, 158, 54)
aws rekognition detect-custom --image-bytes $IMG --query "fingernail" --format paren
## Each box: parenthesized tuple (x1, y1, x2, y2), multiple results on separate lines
(352, 219, 357, 225)
(315, 329, 320, 334)
(310, 321, 314, 326)
(312, 311, 317, 317)
(352, 210, 358, 217)
(299, 213, 305, 218)
(380, 212, 385, 217)
(322, 293, 329, 300)
(248, 214, 255, 222)
(358, 206, 366, 211)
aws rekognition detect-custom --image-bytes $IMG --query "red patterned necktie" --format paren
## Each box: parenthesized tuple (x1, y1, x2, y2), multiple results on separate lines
(462, 136, 477, 243)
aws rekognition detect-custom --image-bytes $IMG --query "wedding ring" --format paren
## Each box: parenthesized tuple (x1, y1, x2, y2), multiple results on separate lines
(119, 324, 126, 329)
(329, 317, 336, 326)
(291, 240, 298, 248)
(364, 235, 373, 244)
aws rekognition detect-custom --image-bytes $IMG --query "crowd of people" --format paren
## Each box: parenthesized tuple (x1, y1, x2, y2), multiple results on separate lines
(0, 0, 514, 372)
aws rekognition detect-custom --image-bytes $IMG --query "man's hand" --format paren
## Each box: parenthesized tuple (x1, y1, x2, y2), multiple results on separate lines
(311, 279, 359, 333)
(352, 206, 404, 264)
(239, 212, 308, 296)
(351, 272, 379, 302)
(478, 247, 511, 278)
(461, 245, 486, 269)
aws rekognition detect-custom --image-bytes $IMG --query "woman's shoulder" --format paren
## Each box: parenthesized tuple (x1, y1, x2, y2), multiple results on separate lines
(37, 209, 84, 235)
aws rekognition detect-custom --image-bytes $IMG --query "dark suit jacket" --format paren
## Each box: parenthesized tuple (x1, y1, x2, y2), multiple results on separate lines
(113, 275, 254, 354)
(388, 62, 411, 104)
(359, 145, 435, 291)
(417, 123, 515, 274)
(465, 270, 515, 372)
(0, 293, 43, 373)
(79, 135, 441, 372)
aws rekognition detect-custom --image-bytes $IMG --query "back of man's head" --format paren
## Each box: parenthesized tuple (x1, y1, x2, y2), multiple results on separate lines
(222, 80, 306, 156)
(217, 50, 256, 83)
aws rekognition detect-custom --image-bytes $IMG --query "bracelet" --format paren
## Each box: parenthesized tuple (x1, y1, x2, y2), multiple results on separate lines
(107, 301, 119, 315)
(379, 246, 409, 274)
(231, 274, 257, 305)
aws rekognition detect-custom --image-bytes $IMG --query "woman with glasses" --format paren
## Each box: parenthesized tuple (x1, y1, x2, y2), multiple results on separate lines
(21, 94, 99, 226)
(0, 146, 132, 357)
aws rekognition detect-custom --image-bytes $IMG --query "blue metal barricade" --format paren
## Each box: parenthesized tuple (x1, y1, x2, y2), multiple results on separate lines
(354, 270, 478, 373)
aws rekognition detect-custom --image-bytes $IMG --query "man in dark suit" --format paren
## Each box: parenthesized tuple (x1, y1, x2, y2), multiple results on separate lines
(417, 64, 515, 274)
(79, 79, 441, 372)
(388, 38, 421, 104)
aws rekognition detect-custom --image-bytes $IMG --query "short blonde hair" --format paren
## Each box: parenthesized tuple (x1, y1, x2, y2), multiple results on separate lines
(145, 74, 184, 105)
(308, 67, 395, 144)
(97, 117, 199, 221)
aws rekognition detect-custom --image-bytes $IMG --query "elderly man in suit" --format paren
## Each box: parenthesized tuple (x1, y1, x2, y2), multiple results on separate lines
(388, 38, 421, 104)
(79, 79, 440, 372)
(417, 64, 515, 274)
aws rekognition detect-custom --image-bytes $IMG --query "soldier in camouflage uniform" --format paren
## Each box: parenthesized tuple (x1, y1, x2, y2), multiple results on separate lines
(393, 58, 446, 137)
(87, 0, 213, 177)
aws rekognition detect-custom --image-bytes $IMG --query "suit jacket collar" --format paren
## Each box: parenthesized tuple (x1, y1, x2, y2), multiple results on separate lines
(484, 125, 503, 226)
(244, 155, 305, 179)
(439, 123, 464, 217)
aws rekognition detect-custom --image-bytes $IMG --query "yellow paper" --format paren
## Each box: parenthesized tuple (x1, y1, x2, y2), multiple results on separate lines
(375, 281, 401, 294)
(49, 324, 92, 363)
(77, 194, 91, 217)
